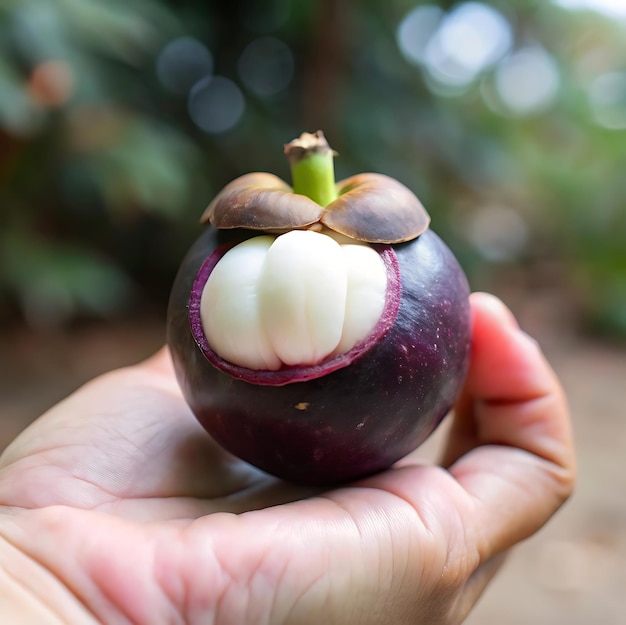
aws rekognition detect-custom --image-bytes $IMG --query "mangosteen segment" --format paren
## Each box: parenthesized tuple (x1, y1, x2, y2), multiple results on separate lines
(193, 230, 395, 384)
(200, 235, 281, 371)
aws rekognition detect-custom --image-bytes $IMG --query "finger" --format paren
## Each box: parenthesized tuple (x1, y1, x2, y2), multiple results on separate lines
(440, 293, 536, 466)
(453, 553, 508, 622)
(446, 293, 575, 559)
(450, 292, 574, 469)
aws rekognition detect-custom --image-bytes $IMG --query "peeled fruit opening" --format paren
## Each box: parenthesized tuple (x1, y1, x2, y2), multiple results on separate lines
(200, 230, 388, 370)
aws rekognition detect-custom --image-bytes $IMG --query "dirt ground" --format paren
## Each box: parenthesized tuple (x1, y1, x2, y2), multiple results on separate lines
(0, 292, 624, 624)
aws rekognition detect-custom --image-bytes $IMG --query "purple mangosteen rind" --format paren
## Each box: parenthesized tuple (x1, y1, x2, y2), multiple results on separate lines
(166, 130, 471, 485)
(167, 225, 471, 485)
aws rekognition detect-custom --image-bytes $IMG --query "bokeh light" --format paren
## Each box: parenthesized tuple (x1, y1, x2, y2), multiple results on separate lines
(554, 0, 626, 19)
(398, 2, 512, 91)
(491, 47, 560, 116)
(156, 37, 213, 95)
(588, 72, 626, 129)
(397, 5, 444, 66)
(238, 37, 294, 97)
(187, 76, 245, 134)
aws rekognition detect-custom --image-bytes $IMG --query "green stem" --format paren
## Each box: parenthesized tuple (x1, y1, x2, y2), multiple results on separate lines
(284, 131, 338, 207)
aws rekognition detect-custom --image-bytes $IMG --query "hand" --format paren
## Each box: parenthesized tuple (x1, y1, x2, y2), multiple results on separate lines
(0, 293, 574, 624)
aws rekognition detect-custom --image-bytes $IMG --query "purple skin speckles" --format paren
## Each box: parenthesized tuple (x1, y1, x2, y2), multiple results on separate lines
(167, 226, 471, 485)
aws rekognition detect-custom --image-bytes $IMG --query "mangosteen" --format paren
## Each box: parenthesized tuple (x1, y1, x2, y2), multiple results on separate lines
(167, 131, 471, 485)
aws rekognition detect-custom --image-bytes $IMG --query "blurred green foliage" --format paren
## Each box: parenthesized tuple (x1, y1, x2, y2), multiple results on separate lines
(0, 0, 625, 336)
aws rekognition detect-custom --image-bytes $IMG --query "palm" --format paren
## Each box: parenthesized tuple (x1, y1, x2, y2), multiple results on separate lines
(0, 294, 574, 625)
(0, 352, 314, 518)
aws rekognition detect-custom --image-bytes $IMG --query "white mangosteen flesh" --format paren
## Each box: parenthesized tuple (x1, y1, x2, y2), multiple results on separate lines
(199, 230, 388, 370)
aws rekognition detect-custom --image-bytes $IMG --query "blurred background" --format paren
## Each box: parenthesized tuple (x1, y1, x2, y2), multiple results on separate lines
(0, 0, 624, 622)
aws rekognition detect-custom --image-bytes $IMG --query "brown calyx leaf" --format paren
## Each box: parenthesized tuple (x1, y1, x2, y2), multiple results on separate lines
(201, 172, 430, 243)
(323, 173, 430, 243)
(200, 172, 323, 231)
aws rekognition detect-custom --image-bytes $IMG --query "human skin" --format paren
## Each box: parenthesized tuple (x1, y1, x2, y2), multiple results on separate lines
(0, 293, 575, 624)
